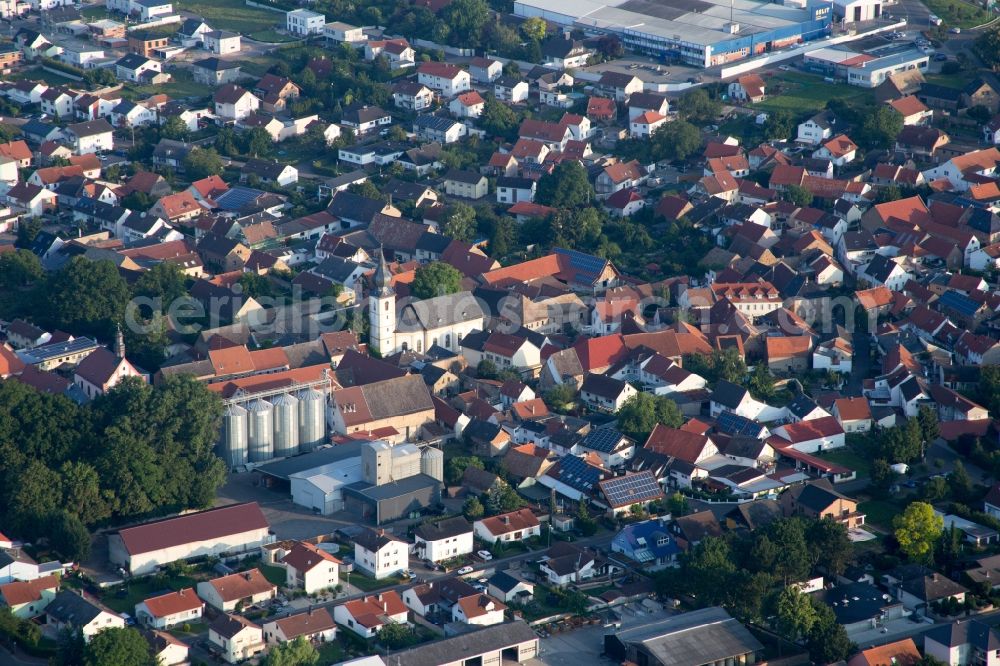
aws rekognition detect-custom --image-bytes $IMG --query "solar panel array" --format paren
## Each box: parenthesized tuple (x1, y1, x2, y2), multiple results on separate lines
(215, 186, 266, 211)
(581, 428, 625, 454)
(600, 471, 663, 507)
(939, 290, 980, 318)
(25, 337, 98, 362)
(716, 411, 765, 438)
(557, 455, 601, 492)
(554, 247, 607, 282)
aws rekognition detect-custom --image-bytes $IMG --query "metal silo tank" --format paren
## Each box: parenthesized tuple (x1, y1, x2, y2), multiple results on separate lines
(297, 388, 326, 451)
(247, 398, 274, 463)
(421, 446, 444, 483)
(272, 392, 300, 458)
(221, 403, 248, 468)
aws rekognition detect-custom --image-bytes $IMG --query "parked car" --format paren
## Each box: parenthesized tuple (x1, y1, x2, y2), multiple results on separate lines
(457, 566, 474, 575)
(477, 550, 493, 561)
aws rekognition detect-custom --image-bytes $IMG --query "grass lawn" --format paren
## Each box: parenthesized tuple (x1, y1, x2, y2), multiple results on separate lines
(249, 28, 299, 43)
(80, 5, 109, 19)
(101, 575, 198, 614)
(174, 0, 281, 35)
(317, 641, 347, 663)
(260, 563, 287, 586)
(925, 72, 976, 89)
(348, 572, 402, 591)
(131, 70, 213, 101)
(818, 447, 873, 479)
(753, 71, 871, 115)
(925, 0, 991, 28)
(859, 499, 903, 530)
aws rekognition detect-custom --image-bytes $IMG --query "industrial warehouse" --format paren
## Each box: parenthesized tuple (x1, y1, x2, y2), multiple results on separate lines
(513, 0, 832, 66)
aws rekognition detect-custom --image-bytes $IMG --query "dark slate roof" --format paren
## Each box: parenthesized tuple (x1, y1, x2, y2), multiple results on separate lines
(46, 591, 109, 626)
(413, 516, 472, 541)
(710, 380, 748, 409)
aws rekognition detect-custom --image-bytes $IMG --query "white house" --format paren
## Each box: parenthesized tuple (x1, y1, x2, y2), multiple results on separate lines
(452, 594, 506, 626)
(46, 591, 125, 643)
(496, 176, 535, 205)
(797, 111, 837, 145)
(196, 569, 277, 612)
(324, 21, 365, 43)
(417, 62, 471, 97)
(279, 542, 340, 594)
(204, 30, 241, 55)
(64, 119, 114, 155)
(772, 415, 846, 453)
(332, 592, 408, 638)
(412, 516, 473, 563)
(213, 85, 260, 121)
(286, 8, 325, 35)
(208, 613, 265, 664)
(135, 588, 204, 629)
(579, 373, 636, 412)
(354, 528, 408, 579)
(474, 508, 541, 544)
(813, 134, 858, 167)
(629, 111, 666, 138)
(115, 53, 160, 83)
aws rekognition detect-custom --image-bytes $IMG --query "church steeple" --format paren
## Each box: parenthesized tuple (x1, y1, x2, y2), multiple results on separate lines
(374, 245, 395, 297)
(115, 323, 125, 359)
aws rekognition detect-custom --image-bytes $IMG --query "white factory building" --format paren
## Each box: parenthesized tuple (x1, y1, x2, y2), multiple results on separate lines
(513, 0, 832, 67)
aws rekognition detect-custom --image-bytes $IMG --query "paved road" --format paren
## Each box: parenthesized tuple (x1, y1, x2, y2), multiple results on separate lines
(0, 644, 47, 666)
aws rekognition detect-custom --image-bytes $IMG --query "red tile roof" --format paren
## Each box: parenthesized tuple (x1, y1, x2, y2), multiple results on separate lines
(141, 588, 203, 618)
(115, 502, 268, 556)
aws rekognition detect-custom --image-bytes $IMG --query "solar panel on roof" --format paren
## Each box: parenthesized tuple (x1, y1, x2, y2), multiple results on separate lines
(581, 428, 624, 454)
(215, 186, 266, 211)
(601, 471, 663, 507)
(716, 411, 764, 437)
(23, 337, 98, 362)
(939, 290, 980, 318)
(557, 455, 600, 491)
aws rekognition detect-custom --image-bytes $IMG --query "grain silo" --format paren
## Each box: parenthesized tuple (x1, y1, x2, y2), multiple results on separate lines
(421, 446, 444, 483)
(221, 403, 248, 468)
(247, 398, 274, 463)
(297, 387, 326, 451)
(272, 392, 300, 458)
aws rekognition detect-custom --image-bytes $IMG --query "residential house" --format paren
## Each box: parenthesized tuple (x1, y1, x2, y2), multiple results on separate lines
(417, 62, 471, 97)
(728, 74, 765, 103)
(286, 8, 325, 36)
(579, 372, 636, 412)
(196, 570, 277, 612)
(412, 516, 473, 563)
(354, 528, 408, 579)
(213, 84, 260, 121)
(208, 613, 265, 664)
(64, 119, 114, 155)
(135, 588, 204, 629)
(262, 607, 336, 645)
(0, 575, 59, 619)
(474, 508, 540, 544)
(333, 592, 408, 638)
(443, 169, 488, 200)
(46, 591, 124, 642)
(780, 480, 864, 528)
(280, 542, 340, 594)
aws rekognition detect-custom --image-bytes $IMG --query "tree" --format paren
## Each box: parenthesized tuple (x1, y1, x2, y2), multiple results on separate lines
(651, 120, 702, 162)
(949, 460, 973, 503)
(83, 627, 157, 666)
(44, 257, 130, 341)
(894, 501, 944, 564)
(15, 218, 41, 249)
(667, 492, 688, 517)
(485, 478, 523, 514)
(615, 392, 683, 441)
(975, 27, 1000, 70)
(160, 115, 189, 141)
(807, 516, 851, 576)
(544, 383, 576, 412)
(182, 147, 224, 180)
(477, 358, 499, 379)
(968, 104, 992, 124)
(785, 184, 813, 208)
(48, 511, 92, 562)
(536, 161, 593, 208)
(440, 0, 489, 47)
(442, 203, 477, 242)
(480, 96, 520, 139)
(747, 364, 776, 401)
(676, 88, 720, 124)
(133, 261, 187, 307)
(463, 495, 485, 519)
(0, 249, 43, 289)
(918, 405, 939, 444)
(263, 636, 319, 666)
(807, 600, 852, 662)
(576, 500, 597, 536)
(522, 16, 547, 40)
(764, 518, 812, 585)
(763, 109, 794, 141)
(875, 184, 903, 204)
(243, 127, 274, 158)
(411, 262, 462, 300)
(489, 216, 517, 257)
(237, 272, 272, 299)
(61, 460, 110, 526)
(924, 475, 948, 502)
(446, 456, 484, 485)
(870, 458, 896, 494)
(679, 537, 736, 606)
(775, 587, 818, 641)
(862, 105, 904, 149)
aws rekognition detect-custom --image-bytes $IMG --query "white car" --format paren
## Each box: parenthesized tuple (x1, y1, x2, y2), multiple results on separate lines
(457, 566, 474, 575)
(477, 550, 493, 561)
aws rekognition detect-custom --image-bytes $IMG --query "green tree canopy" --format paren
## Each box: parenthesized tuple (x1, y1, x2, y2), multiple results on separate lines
(182, 147, 224, 180)
(775, 587, 817, 641)
(785, 184, 814, 208)
(676, 88, 721, 123)
(480, 96, 521, 139)
(894, 501, 944, 564)
(615, 392, 684, 441)
(862, 105, 904, 149)
(83, 627, 157, 666)
(44, 257, 130, 340)
(263, 636, 319, 666)
(442, 203, 477, 242)
(411, 261, 463, 300)
(535, 161, 594, 208)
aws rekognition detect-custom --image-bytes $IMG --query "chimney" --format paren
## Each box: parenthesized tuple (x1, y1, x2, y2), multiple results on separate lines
(932, 573, 939, 582)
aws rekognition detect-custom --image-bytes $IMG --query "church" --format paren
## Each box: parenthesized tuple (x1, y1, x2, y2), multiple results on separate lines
(368, 251, 487, 356)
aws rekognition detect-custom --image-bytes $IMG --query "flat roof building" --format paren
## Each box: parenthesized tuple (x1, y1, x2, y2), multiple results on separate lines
(514, 0, 831, 66)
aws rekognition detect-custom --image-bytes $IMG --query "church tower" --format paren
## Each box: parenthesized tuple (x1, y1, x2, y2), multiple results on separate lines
(368, 247, 396, 356)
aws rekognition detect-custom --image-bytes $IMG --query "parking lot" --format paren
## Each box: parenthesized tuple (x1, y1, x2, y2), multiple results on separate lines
(580, 56, 705, 88)
(531, 603, 675, 666)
